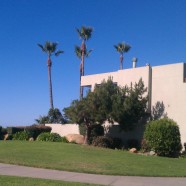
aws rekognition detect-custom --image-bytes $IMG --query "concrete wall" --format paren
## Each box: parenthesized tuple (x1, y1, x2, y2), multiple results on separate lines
(45, 124, 80, 137)
(151, 63, 186, 144)
(81, 62, 186, 145)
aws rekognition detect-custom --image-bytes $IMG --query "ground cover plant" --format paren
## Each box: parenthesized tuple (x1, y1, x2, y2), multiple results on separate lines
(0, 141, 186, 177)
(0, 175, 102, 186)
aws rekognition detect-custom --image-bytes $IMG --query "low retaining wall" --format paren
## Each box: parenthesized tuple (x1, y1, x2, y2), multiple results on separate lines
(45, 124, 80, 137)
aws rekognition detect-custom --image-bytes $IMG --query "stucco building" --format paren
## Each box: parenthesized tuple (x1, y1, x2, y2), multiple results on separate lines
(81, 62, 186, 145)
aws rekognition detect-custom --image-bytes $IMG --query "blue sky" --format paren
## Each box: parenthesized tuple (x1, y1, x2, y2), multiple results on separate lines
(0, 0, 186, 127)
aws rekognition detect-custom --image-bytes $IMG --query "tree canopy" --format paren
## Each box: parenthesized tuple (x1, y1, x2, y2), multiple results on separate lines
(64, 78, 148, 143)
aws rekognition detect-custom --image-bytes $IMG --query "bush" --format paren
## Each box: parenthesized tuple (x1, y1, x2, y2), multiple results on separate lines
(144, 118, 182, 157)
(112, 137, 123, 149)
(13, 131, 30, 141)
(92, 136, 113, 148)
(25, 125, 52, 140)
(61, 136, 69, 143)
(7, 127, 24, 135)
(79, 124, 104, 144)
(37, 132, 62, 142)
(141, 139, 150, 152)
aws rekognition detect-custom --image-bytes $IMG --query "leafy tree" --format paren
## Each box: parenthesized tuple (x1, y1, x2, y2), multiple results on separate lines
(38, 41, 63, 109)
(75, 45, 92, 99)
(76, 26, 93, 99)
(64, 78, 148, 144)
(114, 42, 131, 70)
(111, 79, 148, 131)
(35, 108, 66, 124)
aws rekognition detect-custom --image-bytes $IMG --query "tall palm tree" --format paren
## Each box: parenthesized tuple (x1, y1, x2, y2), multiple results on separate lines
(114, 42, 131, 70)
(38, 41, 63, 109)
(75, 45, 92, 99)
(76, 26, 93, 76)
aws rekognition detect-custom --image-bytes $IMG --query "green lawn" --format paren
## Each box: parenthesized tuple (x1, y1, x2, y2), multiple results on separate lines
(0, 141, 186, 177)
(0, 175, 102, 186)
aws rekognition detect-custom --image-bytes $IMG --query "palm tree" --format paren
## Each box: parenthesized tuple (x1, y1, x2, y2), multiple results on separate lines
(75, 45, 92, 99)
(76, 26, 93, 76)
(114, 42, 131, 70)
(38, 41, 63, 109)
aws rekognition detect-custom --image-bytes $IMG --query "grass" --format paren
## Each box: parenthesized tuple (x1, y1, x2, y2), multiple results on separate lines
(0, 141, 186, 177)
(0, 175, 102, 186)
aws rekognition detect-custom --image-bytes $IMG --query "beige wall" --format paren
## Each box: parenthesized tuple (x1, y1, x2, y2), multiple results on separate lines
(45, 124, 80, 137)
(81, 63, 186, 145)
(151, 63, 186, 144)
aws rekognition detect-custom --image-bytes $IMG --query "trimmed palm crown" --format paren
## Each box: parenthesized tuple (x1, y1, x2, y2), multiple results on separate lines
(76, 26, 93, 41)
(114, 42, 131, 70)
(38, 41, 64, 57)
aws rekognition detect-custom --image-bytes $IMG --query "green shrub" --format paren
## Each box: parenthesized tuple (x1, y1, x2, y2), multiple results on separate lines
(80, 124, 104, 144)
(92, 136, 113, 148)
(141, 139, 150, 152)
(13, 131, 30, 141)
(37, 132, 62, 142)
(25, 125, 52, 140)
(7, 127, 24, 135)
(92, 136, 122, 149)
(144, 118, 182, 157)
(61, 136, 69, 143)
(112, 137, 123, 149)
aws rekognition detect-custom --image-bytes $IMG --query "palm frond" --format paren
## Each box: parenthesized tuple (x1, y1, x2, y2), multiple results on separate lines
(37, 44, 47, 52)
(38, 41, 63, 57)
(55, 50, 64, 56)
(85, 49, 93, 57)
(114, 42, 131, 54)
(77, 26, 93, 41)
(75, 45, 82, 59)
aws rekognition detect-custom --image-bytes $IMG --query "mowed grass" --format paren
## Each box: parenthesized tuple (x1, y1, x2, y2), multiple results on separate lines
(0, 141, 186, 177)
(0, 175, 102, 186)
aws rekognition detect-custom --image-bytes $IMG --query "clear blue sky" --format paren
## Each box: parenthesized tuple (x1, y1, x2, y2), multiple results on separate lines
(0, 0, 186, 127)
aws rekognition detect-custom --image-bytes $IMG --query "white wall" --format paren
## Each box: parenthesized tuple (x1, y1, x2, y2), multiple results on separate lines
(151, 63, 186, 144)
(45, 124, 80, 137)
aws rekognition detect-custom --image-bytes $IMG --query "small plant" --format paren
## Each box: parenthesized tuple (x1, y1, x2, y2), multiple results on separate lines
(141, 139, 150, 152)
(144, 118, 182, 157)
(61, 136, 69, 143)
(25, 125, 52, 140)
(13, 131, 30, 141)
(92, 136, 113, 148)
(37, 132, 62, 142)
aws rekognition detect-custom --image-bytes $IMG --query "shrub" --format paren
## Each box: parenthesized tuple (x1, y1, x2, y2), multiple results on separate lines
(112, 137, 123, 149)
(141, 139, 150, 152)
(92, 136, 113, 148)
(144, 118, 182, 157)
(25, 125, 52, 140)
(89, 124, 104, 144)
(13, 131, 30, 141)
(61, 136, 69, 143)
(37, 132, 62, 142)
(7, 127, 24, 135)
(79, 124, 104, 144)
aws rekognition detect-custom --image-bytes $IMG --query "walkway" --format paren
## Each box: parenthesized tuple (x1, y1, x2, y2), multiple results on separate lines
(0, 163, 186, 186)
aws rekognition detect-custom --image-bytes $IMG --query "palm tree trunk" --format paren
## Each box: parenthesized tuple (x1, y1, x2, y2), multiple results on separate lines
(81, 40, 85, 76)
(47, 57, 54, 109)
(80, 40, 85, 99)
(80, 63, 83, 100)
(120, 54, 123, 70)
